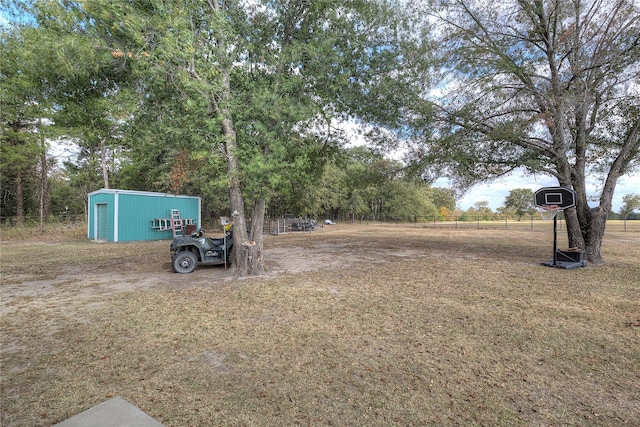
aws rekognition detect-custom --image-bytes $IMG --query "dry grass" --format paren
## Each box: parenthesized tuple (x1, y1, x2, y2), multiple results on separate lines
(0, 222, 87, 243)
(1, 225, 639, 426)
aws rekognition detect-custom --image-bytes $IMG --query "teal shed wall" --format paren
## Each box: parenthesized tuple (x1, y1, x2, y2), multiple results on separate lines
(87, 189, 201, 242)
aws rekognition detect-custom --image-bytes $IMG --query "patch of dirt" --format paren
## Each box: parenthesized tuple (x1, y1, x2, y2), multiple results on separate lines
(1, 225, 547, 320)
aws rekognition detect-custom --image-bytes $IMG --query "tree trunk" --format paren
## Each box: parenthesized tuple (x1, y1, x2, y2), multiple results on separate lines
(564, 173, 617, 265)
(100, 139, 110, 189)
(206, 0, 266, 277)
(222, 115, 250, 276)
(214, 73, 265, 277)
(39, 126, 49, 230)
(15, 171, 24, 225)
(248, 198, 266, 276)
(582, 173, 616, 265)
(564, 207, 585, 252)
(584, 207, 608, 264)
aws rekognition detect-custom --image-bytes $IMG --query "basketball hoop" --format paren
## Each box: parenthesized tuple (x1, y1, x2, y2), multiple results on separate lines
(533, 187, 585, 269)
(538, 204, 559, 221)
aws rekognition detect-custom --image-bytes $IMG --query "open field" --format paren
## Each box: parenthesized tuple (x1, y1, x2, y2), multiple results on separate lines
(1, 224, 639, 426)
(343, 218, 640, 233)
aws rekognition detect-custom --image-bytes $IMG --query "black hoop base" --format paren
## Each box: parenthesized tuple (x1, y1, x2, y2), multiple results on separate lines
(542, 249, 587, 269)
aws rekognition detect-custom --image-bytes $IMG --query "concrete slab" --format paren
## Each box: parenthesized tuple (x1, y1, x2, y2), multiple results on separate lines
(54, 397, 164, 427)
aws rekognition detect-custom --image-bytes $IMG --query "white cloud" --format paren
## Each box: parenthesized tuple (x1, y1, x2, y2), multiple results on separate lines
(0, 11, 9, 28)
(49, 138, 81, 171)
(450, 173, 555, 210)
(336, 118, 369, 147)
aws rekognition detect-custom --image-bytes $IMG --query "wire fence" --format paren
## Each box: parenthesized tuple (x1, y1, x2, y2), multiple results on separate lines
(330, 215, 640, 233)
(0, 213, 83, 226)
(2, 214, 639, 237)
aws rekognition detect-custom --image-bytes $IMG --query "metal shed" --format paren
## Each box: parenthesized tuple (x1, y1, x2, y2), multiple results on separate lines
(87, 189, 201, 242)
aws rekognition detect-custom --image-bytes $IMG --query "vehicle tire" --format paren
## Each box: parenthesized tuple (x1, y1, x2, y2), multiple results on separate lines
(173, 251, 198, 274)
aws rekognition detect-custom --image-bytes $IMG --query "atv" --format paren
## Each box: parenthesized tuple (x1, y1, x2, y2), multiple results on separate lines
(170, 225, 233, 273)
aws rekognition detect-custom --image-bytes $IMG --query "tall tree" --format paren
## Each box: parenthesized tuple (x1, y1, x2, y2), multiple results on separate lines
(473, 201, 494, 221)
(619, 194, 640, 220)
(430, 187, 457, 212)
(79, 0, 417, 276)
(504, 188, 536, 220)
(313, 147, 439, 221)
(0, 10, 59, 226)
(54, 83, 134, 191)
(2, 1, 136, 224)
(407, 0, 640, 263)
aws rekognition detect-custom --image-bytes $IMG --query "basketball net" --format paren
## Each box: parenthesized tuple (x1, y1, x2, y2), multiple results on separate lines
(538, 204, 559, 221)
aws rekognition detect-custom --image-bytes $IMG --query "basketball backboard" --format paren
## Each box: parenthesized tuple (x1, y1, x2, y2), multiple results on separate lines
(534, 186, 576, 210)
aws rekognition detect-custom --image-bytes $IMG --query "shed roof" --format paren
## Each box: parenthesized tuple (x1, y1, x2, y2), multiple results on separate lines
(88, 189, 199, 199)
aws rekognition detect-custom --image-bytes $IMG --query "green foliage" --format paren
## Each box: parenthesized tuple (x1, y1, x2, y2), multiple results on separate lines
(310, 147, 439, 220)
(430, 187, 457, 212)
(503, 188, 536, 220)
(473, 201, 494, 221)
(48, 174, 86, 217)
(406, 0, 639, 187)
(0, 13, 58, 220)
(1, 0, 441, 229)
(76, 0, 395, 213)
(619, 194, 640, 219)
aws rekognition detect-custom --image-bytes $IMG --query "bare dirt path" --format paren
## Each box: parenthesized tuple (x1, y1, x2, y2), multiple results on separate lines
(0, 226, 378, 319)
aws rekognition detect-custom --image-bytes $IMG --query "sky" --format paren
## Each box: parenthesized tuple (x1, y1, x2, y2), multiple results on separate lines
(434, 171, 639, 213)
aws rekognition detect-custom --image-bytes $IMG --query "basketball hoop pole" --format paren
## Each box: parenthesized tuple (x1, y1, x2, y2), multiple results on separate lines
(552, 214, 557, 267)
(538, 204, 560, 266)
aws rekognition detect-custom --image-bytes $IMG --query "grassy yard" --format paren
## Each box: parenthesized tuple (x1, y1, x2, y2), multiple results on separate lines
(1, 224, 639, 426)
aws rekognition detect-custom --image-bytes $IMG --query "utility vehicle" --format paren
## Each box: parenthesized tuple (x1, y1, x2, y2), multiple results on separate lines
(170, 224, 233, 273)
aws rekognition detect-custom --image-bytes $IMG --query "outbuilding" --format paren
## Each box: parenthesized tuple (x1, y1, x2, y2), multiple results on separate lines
(87, 189, 201, 242)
